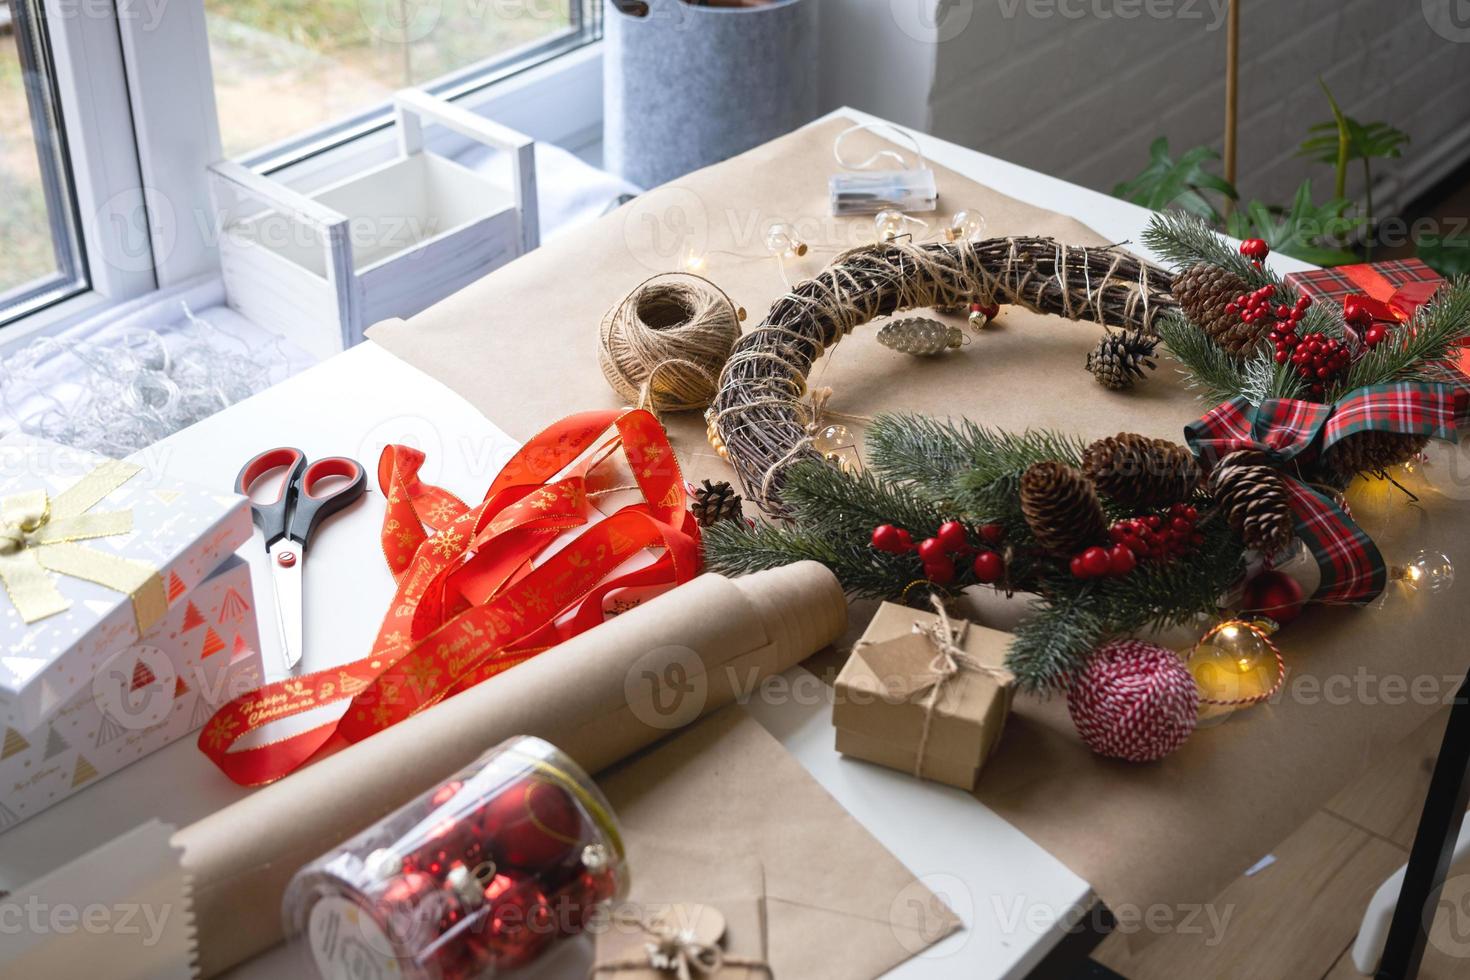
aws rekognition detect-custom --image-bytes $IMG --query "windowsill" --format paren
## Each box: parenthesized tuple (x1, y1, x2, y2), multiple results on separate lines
(0, 40, 606, 353)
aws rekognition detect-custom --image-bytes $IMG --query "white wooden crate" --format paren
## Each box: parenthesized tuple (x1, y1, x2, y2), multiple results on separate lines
(210, 90, 538, 361)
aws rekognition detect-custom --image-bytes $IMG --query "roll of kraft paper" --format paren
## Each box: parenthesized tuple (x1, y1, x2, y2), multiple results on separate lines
(175, 561, 846, 978)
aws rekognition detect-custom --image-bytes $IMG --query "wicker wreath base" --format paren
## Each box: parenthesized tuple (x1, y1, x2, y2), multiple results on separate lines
(710, 237, 1177, 514)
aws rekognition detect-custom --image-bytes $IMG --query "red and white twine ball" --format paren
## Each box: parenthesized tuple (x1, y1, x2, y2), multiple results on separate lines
(1067, 639, 1199, 762)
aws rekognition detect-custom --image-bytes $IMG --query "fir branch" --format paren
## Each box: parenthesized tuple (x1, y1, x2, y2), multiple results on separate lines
(1143, 211, 1270, 285)
(1144, 212, 1347, 341)
(868, 414, 1083, 491)
(781, 458, 943, 540)
(703, 518, 923, 600)
(1156, 311, 1246, 403)
(1338, 277, 1470, 392)
(1009, 595, 1110, 693)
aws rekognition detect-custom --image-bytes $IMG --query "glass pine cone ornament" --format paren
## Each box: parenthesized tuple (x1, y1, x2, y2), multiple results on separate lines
(875, 209, 907, 242)
(1189, 622, 1278, 706)
(945, 209, 986, 241)
(1396, 550, 1455, 593)
(877, 316, 964, 356)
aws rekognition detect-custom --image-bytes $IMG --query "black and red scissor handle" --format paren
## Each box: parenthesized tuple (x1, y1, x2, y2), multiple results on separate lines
(235, 447, 367, 549)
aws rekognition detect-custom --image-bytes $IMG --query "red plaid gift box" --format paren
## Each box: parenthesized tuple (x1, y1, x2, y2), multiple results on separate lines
(1284, 259, 1463, 375)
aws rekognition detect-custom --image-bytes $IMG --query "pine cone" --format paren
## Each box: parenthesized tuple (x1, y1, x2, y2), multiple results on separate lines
(1172, 263, 1264, 356)
(1020, 461, 1108, 556)
(691, 479, 743, 527)
(1319, 431, 1430, 483)
(1209, 451, 1294, 554)
(1086, 331, 1159, 390)
(1082, 434, 1201, 509)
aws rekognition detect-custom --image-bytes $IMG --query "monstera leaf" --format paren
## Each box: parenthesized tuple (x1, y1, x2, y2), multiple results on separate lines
(1113, 138, 1238, 223)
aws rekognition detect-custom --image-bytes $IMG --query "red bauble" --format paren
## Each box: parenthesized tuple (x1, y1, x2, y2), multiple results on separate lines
(1081, 546, 1112, 578)
(1107, 544, 1137, 576)
(871, 524, 912, 553)
(1240, 238, 1270, 261)
(1240, 570, 1305, 625)
(477, 776, 585, 870)
(923, 555, 956, 585)
(376, 871, 453, 951)
(971, 550, 1004, 583)
(481, 871, 555, 970)
(1068, 639, 1198, 762)
(936, 520, 969, 554)
(916, 537, 946, 563)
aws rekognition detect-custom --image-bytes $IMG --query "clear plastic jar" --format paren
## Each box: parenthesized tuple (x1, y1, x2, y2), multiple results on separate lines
(283, 736, 627, 979)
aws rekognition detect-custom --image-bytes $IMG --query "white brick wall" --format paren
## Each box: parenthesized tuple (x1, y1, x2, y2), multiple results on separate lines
(828, 0, 1470, 214)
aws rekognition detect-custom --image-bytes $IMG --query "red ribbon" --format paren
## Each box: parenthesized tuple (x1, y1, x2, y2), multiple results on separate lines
(199, 409, 700, 786)
(1340, 263, 1442, 326)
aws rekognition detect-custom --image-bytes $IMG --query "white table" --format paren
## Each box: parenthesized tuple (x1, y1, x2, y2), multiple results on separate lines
(0, 109, 1315, 978)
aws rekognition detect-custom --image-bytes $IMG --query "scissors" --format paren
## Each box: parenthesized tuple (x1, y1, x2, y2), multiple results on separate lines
(236, 448, 366, 672)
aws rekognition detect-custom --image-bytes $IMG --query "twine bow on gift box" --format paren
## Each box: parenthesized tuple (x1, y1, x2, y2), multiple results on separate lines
(1185, 382, 1469, 604)
(0, 458, 166, 632)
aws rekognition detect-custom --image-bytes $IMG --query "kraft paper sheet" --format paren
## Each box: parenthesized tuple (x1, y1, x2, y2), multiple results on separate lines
(602, 707, 959, 977)
(372, 117, 1470, 929)
(178, 562, 950, 977)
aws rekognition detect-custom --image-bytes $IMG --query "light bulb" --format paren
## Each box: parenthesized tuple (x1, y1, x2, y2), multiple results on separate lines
(1188, 619, 1280, 710)
(945, 209, 987, 242)
(1396, 550, 1454, 593)
(764, 222, 808, 258)
(874, 210, 908, 242)
(684, 249, 706, 273)
(812, 423, 852, 454)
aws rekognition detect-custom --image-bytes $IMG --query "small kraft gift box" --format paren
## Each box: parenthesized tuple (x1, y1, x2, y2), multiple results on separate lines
(0, 436, 260, 827)
(833, 601, 1014, 791)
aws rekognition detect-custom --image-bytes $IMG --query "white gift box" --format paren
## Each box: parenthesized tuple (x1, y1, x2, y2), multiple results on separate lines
(0, 437, 253, 732)
(0, 555, 263, 829)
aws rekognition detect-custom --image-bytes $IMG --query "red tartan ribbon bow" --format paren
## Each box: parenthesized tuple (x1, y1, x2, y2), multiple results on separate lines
(1185, 382, 1467, 605)
(1339, 263, 1442, 327)
(199, 409, 701, 785)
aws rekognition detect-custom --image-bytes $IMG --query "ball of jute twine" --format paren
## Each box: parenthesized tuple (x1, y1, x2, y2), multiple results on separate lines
(598, 272, 745, 413)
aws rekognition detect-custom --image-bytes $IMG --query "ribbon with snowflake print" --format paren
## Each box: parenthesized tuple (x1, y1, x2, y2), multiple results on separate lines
(198, 409, 700, 785)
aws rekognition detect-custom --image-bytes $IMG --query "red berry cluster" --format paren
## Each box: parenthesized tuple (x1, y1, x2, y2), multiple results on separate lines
(871, 520, 1006, 586)
(1227, 285, 1345, 398)
(1071, 504, 1201, 579)
(1239, 238, 1270, 265)
(1342, 295, 1396, 348)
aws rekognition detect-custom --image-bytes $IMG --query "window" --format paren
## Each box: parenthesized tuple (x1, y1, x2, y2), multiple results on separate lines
(206, 0, 601, 167)
(0, 0, 598, 331)
(1, 0, 88, 322)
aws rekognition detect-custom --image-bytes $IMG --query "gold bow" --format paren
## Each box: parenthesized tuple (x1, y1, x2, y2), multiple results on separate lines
(0, 458, 166, 633)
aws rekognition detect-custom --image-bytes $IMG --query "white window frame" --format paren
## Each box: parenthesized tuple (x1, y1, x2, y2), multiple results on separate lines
(2, 0, 603, 345)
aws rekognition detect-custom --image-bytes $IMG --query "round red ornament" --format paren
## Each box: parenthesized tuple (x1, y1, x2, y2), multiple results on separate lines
(936, 520, 969, 554)
(871, 524, 912, 553)
(917, 536, 947, 564)
(979, 522, 1005, 545)
(477, 776, 585, 870)
(1240, 238, 1270, 262)
(481, 870, 556, 970)
(1240, 569, 1305, 625)
(923, 555, 956, 585)
(1068, 639, 1198, 762)
(971, 550, 1004, 583)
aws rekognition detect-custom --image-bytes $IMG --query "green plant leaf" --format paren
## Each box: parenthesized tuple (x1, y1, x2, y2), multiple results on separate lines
(1113, 137, 1238, 222)
(1418, 235, 1470, 279)
(1223, 181, 1362, 266)
(1296, 118, 1410, 165)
